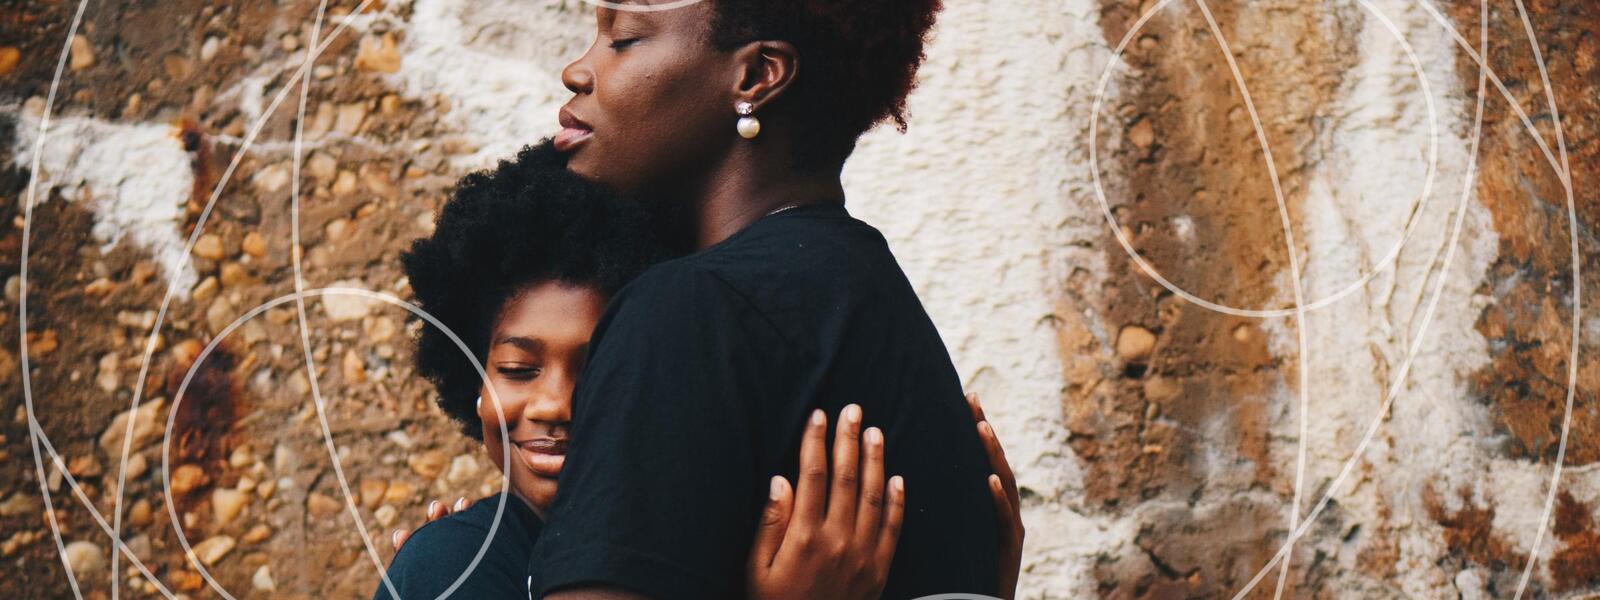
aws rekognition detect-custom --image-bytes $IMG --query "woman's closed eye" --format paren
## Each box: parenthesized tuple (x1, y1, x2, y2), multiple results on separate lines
(608, 37, 642, 50)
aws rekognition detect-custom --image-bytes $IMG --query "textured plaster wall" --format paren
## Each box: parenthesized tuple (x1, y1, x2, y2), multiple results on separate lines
(846, 0, 1122, 593)
(1, 0, 1596, 598)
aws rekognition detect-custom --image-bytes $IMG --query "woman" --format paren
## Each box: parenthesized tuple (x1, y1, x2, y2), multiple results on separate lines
(377, 142, 1021, 599)
(534, 0, 1022, 598)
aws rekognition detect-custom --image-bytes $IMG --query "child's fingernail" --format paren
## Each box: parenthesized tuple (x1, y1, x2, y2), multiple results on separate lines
(811, 409, 825, 426)
(844, 404, 862, 423)
(866, 427, 882, 445)
(427, 500, 440, 516)
(770, 476, 785, 500)
(391, 530, 402, 548)
(454, 497, 468, 511)
(891, 476, 905, 493)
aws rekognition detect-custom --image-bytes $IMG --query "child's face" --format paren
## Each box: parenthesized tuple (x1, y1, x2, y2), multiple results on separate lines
(477, 280, 608, 515)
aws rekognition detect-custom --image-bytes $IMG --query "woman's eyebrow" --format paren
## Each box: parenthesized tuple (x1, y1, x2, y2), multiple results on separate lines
(493, 336, 545, 353)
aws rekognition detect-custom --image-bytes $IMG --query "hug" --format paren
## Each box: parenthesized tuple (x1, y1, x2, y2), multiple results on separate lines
(378, 0, 1023, 597)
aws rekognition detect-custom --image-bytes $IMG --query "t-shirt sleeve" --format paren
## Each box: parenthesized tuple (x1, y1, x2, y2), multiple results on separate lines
(527, 264, 786, 599)
(372, 518, 527, 600)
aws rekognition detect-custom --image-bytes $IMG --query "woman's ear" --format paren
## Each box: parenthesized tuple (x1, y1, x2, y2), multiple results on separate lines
(731, 40, 799, 111)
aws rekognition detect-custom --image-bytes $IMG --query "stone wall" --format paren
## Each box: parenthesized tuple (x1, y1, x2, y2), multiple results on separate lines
(0, 0, 1594, 598)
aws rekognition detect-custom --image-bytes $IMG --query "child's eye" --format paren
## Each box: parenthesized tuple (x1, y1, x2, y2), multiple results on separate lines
(498, 366, 542, 379)
(609, 37, 641, 50)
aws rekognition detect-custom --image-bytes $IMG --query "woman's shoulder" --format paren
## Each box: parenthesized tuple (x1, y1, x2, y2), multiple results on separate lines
(607, 255, 738, 310)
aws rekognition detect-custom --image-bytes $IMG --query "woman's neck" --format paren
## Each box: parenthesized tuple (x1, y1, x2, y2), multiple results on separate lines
(686, 147, 846, 250)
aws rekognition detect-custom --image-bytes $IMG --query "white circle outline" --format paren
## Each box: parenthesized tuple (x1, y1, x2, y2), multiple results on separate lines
(1087, 0, 1442, 320)
(575, 0, 706, 12)
(159, 288, 514, 600)
(14, 0, 1580, 598)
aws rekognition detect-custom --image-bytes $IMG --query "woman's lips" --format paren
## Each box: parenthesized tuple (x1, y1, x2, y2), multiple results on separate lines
(553, 127, 592, 153)
(554, 108, 592, 153)
(514, 438, 567, 477)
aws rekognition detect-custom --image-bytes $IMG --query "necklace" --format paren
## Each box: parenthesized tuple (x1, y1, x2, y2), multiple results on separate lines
(765, 203, 802, 217)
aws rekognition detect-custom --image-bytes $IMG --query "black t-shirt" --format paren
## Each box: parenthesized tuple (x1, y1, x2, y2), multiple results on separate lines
(373, 493, 543, 599)
(528, 203, 999, 599)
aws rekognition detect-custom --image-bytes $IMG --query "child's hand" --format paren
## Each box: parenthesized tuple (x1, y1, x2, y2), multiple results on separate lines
(746, 405, 906, 600)
(390, 496, 473, 550)
(968, 392, 1024, 600)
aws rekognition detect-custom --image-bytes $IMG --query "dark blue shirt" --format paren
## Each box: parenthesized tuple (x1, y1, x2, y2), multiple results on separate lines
(373, 493, 542, 599)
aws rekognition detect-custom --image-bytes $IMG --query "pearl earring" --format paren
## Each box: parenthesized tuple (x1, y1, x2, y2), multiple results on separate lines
(736, 100, 761, 139)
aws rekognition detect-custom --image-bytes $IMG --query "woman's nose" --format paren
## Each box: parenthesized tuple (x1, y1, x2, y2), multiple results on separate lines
(561, 52, 594, 95)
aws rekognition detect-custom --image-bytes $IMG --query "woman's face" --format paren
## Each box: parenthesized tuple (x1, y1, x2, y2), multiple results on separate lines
(477, 280, 608, 514)
(556, 1, 734, 196)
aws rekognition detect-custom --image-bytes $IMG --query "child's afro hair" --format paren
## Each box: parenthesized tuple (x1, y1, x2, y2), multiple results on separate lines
(401, 140, 666, 439)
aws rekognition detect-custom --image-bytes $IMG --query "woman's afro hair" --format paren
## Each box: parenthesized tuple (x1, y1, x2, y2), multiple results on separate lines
(401, 140, 666, 439)
(708, 0, 943, 158)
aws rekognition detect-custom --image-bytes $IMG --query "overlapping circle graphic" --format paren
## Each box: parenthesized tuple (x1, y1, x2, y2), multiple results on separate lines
(15, 0, 1581, 598)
